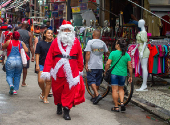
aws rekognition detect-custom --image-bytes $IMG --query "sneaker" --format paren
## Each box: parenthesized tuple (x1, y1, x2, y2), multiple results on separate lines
(90, 97, 96, 102)
(13, 90, 17, 95)
(9, 86, 14, 95)
(93, 94, 103, 104)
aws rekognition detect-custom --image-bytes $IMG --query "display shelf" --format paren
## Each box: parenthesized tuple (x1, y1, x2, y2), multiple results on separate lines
(149, 36, 170, 39)
(150, 4, 170, 7)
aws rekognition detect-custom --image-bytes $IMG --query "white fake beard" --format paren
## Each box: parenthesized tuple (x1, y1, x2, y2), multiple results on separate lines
(59, 31, 75, 46)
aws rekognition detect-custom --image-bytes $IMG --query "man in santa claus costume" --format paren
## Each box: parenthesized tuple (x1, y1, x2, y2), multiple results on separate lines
(41, 20, 84, 120)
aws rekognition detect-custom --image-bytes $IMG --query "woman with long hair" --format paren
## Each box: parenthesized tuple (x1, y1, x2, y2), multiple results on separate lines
(2, 31, 28, 95)
(105, 38, 133, 112)
(35, 29, 53, 104)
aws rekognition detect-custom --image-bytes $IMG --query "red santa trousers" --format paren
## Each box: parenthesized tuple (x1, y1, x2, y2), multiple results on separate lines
(52, 76, 77, 109)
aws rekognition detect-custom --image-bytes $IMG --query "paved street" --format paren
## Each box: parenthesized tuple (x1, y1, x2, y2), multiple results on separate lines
(0, 62, 168, 125)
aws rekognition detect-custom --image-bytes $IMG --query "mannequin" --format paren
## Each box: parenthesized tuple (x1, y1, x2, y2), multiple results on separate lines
(101, 20, 111, 37)
(82, 19, 86, 27)
(131, 19, 150, 91)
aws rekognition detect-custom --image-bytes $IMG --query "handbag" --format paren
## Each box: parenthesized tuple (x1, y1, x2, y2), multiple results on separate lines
(104, 55, 122, 83)
(20, 41, 27, 67)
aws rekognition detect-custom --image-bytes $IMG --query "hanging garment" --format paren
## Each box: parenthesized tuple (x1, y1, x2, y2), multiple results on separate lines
(134, 48, 140, 77)
(146, 15, 162, 36)
(157, 45, 163, 74)
(148, 44, 158, 74)
(127, 44, 136, 68)
(143, 0, 151, 25)
(163, 45, 168, 73)
(162, 15, 170, 36)
(165, 45, 169, 74)
(152, 46, 159, 74)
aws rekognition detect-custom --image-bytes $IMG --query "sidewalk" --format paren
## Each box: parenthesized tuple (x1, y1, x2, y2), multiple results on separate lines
(132, 76, 170, 122)
(83, 70, 170, 122)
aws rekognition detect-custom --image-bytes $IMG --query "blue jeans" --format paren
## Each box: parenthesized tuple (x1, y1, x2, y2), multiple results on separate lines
(128, 20, 141, 31)
(128, 20, 138, 26)
(111, 74, 126, 86)
(6, 56, 23, 90)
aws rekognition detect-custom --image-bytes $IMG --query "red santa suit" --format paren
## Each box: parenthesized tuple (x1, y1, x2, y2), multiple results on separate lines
(41, 21, 85, 109)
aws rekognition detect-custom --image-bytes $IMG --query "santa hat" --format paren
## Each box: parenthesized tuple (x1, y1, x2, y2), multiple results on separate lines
(59, 20, 74, 32)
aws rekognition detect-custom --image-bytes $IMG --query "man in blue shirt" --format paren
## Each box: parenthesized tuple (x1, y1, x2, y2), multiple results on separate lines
(46, 20, 52, 30)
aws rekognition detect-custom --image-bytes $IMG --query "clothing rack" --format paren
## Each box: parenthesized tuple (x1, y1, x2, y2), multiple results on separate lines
(128, 0, 170, 25)
(148, 40, 168, 86)
(128, 42, 168, 86)
(149, 39, 169, 45)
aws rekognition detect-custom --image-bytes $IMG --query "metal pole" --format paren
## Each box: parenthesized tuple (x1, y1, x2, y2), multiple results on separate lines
(67, 0, 71, 21)
(128, 0, 170, 25)
(99, 0, 105, 26)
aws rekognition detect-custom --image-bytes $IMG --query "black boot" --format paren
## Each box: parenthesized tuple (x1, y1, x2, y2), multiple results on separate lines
(63, 107, 71, 120)
(57, 104, 62, 115)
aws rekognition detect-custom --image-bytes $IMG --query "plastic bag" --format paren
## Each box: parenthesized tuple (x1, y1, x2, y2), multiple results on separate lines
(20, 48, 27, 67)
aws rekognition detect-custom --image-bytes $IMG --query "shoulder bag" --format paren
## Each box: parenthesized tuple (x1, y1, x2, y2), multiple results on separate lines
(104, 55, 123, 83)
(20, 41, 27, 67)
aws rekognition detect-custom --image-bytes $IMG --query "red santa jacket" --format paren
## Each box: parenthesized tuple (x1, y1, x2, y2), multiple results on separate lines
(42, 37, 84, 88)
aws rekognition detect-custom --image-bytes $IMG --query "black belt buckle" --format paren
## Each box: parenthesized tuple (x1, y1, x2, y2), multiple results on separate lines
(63, 55, 71, 59)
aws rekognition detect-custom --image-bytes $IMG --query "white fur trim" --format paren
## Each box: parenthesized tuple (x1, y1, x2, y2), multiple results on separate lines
(79, 71, 83, 76)
(41, 72, 51, 80)
(59, 24, 74, 31)
(57, 36, 72, 55)
(50, 38, 80, 89)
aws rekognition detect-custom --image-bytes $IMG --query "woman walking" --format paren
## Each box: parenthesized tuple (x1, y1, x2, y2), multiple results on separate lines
(35, 29, 53, 104)
(2, 31, 28, 95)
(105, 38, 133, 112)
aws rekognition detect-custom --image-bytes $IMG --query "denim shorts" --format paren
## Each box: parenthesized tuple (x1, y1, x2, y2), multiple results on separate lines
(39, 65, 44, 71)
(111, 74, 126, 86)
(87, 69, 103, 86)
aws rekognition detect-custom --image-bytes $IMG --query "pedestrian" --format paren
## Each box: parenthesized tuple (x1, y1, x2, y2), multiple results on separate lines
(104, 38, 132, 112)
(2, 31, 28, 95)
(123, 0, 139, 26)
(14, 22, 22, 31)
(84, 29, 109, 104)
(18, 21, 34, 87)
(0, 25, 13, 71)
(34, 25, 53, 97)
(41, 20, 84, 120)
(34, 24, 47, 53)
(35, 29, 53, 103)
(46, 20, 52, 30)
(1, 19, 8, 31)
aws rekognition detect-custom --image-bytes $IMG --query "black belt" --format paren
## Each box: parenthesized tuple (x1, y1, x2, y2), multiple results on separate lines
(54, 55, 77, 59)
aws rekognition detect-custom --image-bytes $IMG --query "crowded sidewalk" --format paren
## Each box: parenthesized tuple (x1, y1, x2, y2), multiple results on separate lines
(0, 61, 167, 125)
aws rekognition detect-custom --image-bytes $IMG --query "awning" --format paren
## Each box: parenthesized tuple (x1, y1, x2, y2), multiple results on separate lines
(0, 0, 12, 9)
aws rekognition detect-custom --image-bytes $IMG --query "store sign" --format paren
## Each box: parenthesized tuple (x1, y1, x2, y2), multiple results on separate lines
(51, 0, 66, 2)
(72, 7, 80, 13)
(71, 0, 79, 7)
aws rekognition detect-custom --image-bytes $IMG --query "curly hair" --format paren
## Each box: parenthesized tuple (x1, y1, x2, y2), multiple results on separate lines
(13, 31, 20, 40)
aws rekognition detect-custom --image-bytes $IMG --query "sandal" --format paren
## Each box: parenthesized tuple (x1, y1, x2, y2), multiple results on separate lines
(43, 100, 49, 104)
(48, 92, 53, 97)
(111, 107, 119, 112)
(21, 84, 27, 87)
(39, 93, 44, 101)
(120, 102, 126, 112)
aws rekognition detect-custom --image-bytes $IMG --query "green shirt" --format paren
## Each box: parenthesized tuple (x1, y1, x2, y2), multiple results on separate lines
(108, 50, 131, 76)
